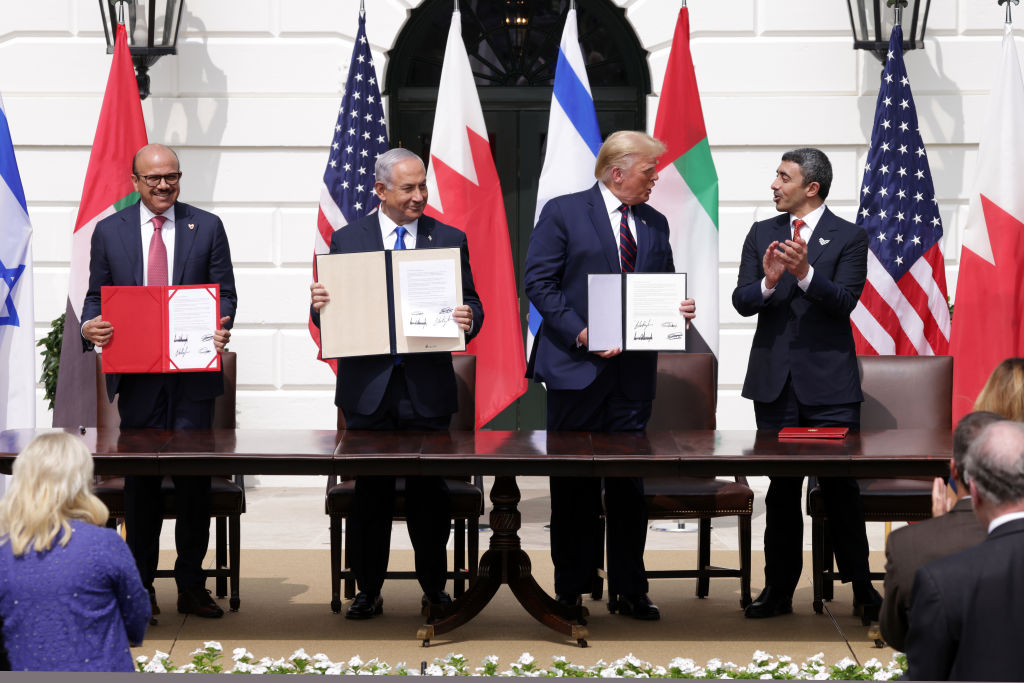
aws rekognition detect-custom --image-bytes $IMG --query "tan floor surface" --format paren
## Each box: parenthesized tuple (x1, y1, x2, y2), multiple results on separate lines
(136, 548, 899, 672)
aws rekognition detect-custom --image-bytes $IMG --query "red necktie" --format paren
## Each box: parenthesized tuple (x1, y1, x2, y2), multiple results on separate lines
(792, 218, 806, 242)
(148, 215, 168, 286)
(618, 204, 636, 272)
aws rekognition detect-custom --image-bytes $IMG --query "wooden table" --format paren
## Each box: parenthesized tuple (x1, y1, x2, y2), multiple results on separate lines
(0, 428, 950, 647)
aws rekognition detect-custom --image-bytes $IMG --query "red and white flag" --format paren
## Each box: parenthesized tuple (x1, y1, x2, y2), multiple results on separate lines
(950, 22, 1024, 423)
(53, 23, 147, 428)
(424, 9, 527, 429)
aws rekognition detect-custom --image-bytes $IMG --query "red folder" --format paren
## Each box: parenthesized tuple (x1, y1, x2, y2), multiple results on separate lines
(101, 284, 221, 374)
(778, 427, 849, 440)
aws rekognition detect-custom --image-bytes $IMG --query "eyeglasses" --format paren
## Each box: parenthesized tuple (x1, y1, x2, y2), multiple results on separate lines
(135, 172, 183, 187)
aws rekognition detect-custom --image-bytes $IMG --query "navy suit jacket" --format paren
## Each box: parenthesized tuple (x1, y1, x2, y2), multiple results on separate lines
(732, 207, 867, 406)
(82, 201, 238, 405)
(524, 183, 674, 400)
(905, 517, 1024, 681)
(313, 212, 483, 418)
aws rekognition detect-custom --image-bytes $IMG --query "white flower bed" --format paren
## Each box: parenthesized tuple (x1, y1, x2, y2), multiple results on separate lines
(135, 642, 906, 678)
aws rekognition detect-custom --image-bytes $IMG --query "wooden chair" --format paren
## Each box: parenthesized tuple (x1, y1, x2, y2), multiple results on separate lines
(325, 354, 483, 613)
(595, 352, 754, 608)
(92, 352, 244, 611)
(806, 354, 952, 613)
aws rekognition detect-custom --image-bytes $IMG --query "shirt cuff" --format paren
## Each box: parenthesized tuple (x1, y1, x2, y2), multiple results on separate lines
(797, 265, 815, 291)
(761, 277, 776, 299)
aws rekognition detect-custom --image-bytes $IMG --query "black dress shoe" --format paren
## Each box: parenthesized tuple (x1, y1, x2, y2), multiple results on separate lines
(345, 592, 383, 620)
(177, 585, 224, 619)
(610, 594, 660, 621)
(853, 584, 882, 625)
(554, 593, 588, 624)
(420, 591, 453, 607)
(148, 587, 159, 626)
(744, 586, 793, 619)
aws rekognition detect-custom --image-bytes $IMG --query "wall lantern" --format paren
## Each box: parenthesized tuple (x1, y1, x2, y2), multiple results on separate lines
(847, 0, 931, 62)
(99, 0, 184, 99)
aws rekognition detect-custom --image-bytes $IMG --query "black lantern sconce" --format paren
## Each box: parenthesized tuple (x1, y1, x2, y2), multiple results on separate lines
(847, 0, 931, 62)
(99, 0, 184, 99)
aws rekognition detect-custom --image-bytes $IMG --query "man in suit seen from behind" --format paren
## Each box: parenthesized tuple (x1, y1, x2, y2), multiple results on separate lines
(879, 411, 997, 652)
(309, 148, 483, 620)
(905, 420, 1024, 681)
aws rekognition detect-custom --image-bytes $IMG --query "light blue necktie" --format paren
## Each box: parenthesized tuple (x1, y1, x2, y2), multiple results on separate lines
(393, 226, 407, 365)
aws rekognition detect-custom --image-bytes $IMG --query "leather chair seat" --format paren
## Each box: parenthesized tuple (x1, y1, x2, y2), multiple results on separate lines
(95, 476, 246, 518)
(645, 476, 754, 517)
(808, 477, 932, 520)
(326, 477, 483, 519)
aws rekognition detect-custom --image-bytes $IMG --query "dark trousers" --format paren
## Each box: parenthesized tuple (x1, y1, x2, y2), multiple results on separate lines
(547, 364, 651, 597)
(754, 376, 871, 597)
(344, 364, 452, 596)
(117, 375, 214, 592)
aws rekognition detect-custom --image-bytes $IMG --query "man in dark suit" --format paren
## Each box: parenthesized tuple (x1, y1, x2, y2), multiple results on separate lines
(732, 147, 879, 619)
(905, 420, 1024, 681)
(310, 148, 483, 619)
(880, 411, 995, 651)
(82, 143, 236, 619)
(525, 131, 696, 621)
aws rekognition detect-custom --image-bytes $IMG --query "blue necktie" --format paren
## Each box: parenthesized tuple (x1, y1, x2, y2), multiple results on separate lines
(393, 226, 407, 365)
(618, 204, 636, 272)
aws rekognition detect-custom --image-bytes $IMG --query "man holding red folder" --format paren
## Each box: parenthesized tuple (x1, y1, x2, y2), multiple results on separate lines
(82, 143, 237, 620)
(732, 148, 878, 620)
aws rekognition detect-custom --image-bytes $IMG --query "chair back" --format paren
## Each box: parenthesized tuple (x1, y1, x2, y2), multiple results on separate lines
(647, 352, 716, 430)
(95, 352, 237, 428)
(858, 355, 952, 429)
(335, 354, 476, 430)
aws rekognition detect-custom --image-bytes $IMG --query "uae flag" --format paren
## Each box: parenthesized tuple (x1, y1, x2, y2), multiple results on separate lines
(648, 5, 719, 358)
(424, 8, 527, 429)
(52, 22, 147, 428)
(949, 22, 1024, 423)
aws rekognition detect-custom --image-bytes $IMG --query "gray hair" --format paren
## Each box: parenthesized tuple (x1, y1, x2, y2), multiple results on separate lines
(953, 411, 1004, 485)
(375, 148, 425, 188)
(964, 420, 1024, 506)
(781, 147, 832, 200)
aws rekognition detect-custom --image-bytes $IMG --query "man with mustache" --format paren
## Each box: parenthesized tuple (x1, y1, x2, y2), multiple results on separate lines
(525, 130, 696, 620)
(82, 143, 237, 620)
(732, 147, 878, 620)
(310, 148, 483, 619)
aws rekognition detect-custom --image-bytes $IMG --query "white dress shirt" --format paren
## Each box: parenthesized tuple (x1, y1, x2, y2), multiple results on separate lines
(761, 202, 824, 298)
(377, 210, 418, 250)
(139, 203, 176, 285)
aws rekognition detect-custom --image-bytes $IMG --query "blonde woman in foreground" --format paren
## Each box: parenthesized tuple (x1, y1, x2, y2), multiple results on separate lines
(0, 432, 149, 672)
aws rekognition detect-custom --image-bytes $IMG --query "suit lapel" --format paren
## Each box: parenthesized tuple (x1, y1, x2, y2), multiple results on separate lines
(416, 215, 433, 249)
(172, 203, 196, 285)
(119, 203, 145, 285)
(807, 208, 840, 266)
(587, 184, 620, 273)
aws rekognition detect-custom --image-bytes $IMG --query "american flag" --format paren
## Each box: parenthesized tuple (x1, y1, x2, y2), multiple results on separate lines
(850, 24, 950, 356)
(310, 7, 389, 369)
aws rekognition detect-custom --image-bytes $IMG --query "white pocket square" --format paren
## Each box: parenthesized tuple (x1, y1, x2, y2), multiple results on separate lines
(819, 237, 830, 246)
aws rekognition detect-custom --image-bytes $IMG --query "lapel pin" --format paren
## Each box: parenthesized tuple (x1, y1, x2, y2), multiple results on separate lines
(819, 237, 830, 246)
(188, 223, 195, 230)
(427, 234, 432, 242)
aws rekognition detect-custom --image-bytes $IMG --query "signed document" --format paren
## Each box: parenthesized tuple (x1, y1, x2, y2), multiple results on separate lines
(392, 248, 465, 354)
(316, 247, 465, 358)
(625, 273, 687, 351)
(167, 287, 219, 369)
(101, 284, 221, 373)
(586, 272, 686, 352)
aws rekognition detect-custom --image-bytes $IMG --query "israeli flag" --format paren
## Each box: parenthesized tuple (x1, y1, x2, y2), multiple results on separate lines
(527, 7, 602, 359)
(0, 93, 36, 450)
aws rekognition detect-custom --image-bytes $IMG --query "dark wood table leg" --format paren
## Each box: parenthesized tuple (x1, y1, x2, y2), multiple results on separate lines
(417, 475, 589, 647)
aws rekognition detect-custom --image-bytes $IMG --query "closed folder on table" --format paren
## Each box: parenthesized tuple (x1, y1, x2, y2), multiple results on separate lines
(101, 284, 221, 374)
(777, 427, 850, 440)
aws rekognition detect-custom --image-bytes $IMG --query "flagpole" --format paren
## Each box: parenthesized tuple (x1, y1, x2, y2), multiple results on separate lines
(359, 0, 364, 16)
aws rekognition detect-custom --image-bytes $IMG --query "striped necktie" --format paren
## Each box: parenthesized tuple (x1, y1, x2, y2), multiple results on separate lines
(618, 204, 636, 272)
(148, 215, 168, 286)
